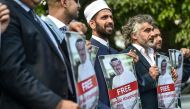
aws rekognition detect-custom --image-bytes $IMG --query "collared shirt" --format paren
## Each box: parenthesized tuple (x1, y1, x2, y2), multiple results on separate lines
(132, 43, 155, 66)
(47, 15, 68, 41)
(92, 35, 109, 47)
(47, 15, 68, 29)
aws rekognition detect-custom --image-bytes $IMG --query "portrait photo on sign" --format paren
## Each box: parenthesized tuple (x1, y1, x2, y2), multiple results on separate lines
(98, 53, 141, 109)
(168, 49, 183, 98)
(156, 54, 177, 109)
(65, 31, 99, 109)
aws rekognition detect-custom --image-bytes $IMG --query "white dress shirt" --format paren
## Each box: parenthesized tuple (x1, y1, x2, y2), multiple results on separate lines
(132, 43, 155, 66)
(47, 15, 67, 29)
(92, 35, 109, 47)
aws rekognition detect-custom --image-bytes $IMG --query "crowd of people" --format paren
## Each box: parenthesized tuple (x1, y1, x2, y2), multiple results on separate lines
(0, 0, 190, 109)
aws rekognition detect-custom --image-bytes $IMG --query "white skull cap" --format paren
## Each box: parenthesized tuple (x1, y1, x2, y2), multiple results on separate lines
(84, 0, 110, 23)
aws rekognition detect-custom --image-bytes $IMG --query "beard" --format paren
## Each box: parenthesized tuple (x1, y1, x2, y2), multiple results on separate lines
(95, 21, 114, 39)
(146, 36, 155, 48)
(147, 41, 154, 48)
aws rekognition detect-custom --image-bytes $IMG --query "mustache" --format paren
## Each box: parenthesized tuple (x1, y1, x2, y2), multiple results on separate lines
(105, 23, 114, 28)
(149, 38, 154, 43)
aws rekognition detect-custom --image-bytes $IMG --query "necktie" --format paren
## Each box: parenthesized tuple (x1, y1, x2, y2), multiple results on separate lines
(53, 28, 75, 96)
(59, 26, 68, 35)
(58, 26, 68, 42)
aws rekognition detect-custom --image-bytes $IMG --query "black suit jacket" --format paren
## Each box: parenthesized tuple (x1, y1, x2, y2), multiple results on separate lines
(182, 57, 190, 82)
(90, 38, 118, 109)
(122, 45, 159, 109)
(0, 1, 72, 109)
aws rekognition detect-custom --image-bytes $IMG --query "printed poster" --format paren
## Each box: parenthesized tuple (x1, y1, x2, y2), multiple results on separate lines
(156, 54, 177, 108)
(90, 45, 99, 66)
(168, 49, 183, 98)
(65, 31, 99, 109)
(99, 54, 141, 109)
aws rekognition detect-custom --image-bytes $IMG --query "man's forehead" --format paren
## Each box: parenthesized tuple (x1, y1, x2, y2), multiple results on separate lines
(154, 28, 160, 33)
(140, 22, 153, 30)
(97, 9, 112, 16)
(111, 60, 121, 64)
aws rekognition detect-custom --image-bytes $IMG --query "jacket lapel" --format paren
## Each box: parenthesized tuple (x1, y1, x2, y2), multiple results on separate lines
(44, 24, 68, 63)
(131, 45, 151, 70)
(13, 1, 65, 63)
(90, 38, 110, 55)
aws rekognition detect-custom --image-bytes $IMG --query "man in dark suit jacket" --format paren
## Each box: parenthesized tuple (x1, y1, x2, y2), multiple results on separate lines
(0, 0, 79, 109)
(122, 14, 160, 109)
(84, 0, 118, 108)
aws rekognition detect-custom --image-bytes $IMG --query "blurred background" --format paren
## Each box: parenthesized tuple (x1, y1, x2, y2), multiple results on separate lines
(36, 0, 190, 51)
(35, 0, 190, 108)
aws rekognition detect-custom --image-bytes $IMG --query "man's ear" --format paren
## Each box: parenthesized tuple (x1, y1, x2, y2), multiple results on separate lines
(60, 0, 67, 7)
(131, 33, 137, 40)
(89, 20, 96, 30)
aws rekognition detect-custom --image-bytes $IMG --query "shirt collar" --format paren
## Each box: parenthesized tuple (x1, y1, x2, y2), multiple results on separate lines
(132, 43, 155, 65)
(92, 35, 109, 47)
(132, 43, 154, 54)
(14, 0, 30, 12)
(47, 15, 67, 29)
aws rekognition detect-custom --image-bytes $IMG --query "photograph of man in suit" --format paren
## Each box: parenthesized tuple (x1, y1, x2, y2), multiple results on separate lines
(75, 38, 98, 109)
(0, 0, 80, 109)
(158, 59, 167, 108)
(110, 58, 138, 109)
(161, 59, 167, 75)
(157, 58, 177, 108)
(122, 14, 160, 109)
(0, 3, 9, 33)
(76, 38, 94, 81)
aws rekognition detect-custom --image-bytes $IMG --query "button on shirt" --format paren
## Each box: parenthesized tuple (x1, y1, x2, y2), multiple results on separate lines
(132, 43, 155, 66)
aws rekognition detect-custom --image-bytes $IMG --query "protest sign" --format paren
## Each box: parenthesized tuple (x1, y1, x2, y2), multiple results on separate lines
(65, 32, 99, 109)
(99, 54, 141, 109)
(156, 54, 177, 108)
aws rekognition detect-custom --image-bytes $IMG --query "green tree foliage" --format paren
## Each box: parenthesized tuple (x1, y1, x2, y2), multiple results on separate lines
(107, 0, 190, 51)
(35, 0, 48, 16)
(35, 0, 190, 51)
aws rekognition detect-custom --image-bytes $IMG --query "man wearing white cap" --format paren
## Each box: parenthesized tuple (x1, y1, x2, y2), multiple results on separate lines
(84, 0, 118, 108)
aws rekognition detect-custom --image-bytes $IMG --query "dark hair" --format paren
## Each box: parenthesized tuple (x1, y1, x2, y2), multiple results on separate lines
(110, 57, 120, 66)
(161, 59, 167, 75)
(110, 57, 119, 62)
(75, 38, 84, 48)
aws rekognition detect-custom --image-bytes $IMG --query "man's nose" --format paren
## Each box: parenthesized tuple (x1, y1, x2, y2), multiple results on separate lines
(107, 17, 113, 23)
